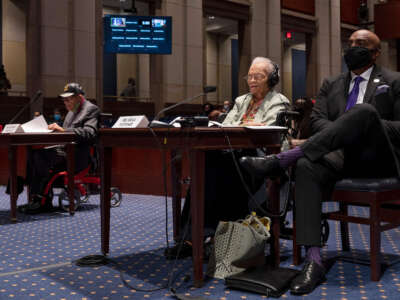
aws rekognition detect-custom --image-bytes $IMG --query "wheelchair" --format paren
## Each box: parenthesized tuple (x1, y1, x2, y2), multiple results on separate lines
(36, 113, 122, 212)
(39, 163, 122, 212)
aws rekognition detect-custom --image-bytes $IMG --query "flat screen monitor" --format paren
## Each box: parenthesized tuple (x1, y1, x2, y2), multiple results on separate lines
(103, 15, 172, 54)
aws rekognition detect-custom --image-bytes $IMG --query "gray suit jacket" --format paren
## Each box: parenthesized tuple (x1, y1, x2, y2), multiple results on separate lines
(62, 99, 100, 171)
(223, 90, 290, 126)
(311, 65, 400, 162)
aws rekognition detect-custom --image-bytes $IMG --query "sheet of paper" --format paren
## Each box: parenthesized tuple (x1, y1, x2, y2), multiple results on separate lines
(244, 125, 287, 130)
(208, 121, 224, 127)
(21, 115, 52, 133)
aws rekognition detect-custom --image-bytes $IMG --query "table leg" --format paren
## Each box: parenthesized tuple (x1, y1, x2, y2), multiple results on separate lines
(189, 149, 205, 287)
(26, 146, 33, 203)
(66, 143, 75, 215)
(9, 145, 17, 222)
(100, 146, 112, 255)
(171, 150, 182, 241)
(267, 178, 281, 267)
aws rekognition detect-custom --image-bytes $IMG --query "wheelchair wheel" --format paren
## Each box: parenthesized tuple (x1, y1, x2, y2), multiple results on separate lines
(58, 189, 81, 212)
(110, 187, 122, 207)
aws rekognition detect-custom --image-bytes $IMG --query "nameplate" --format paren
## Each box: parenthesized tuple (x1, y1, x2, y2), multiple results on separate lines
(2, 124, 23, 134)
(112, 115, 149, 128)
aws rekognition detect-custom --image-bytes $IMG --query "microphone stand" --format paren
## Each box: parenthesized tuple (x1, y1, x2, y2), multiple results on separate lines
(149, 86, 216, 128)
(9, 90, 43, 124)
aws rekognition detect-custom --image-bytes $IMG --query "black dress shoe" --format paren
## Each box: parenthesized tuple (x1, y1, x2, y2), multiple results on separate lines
(290, 261, 326, 295)
(17, 203, 31, 213)
(239, 155, 284, 178)
(23, 201, 54, 215)
(18, 196, 41, 213)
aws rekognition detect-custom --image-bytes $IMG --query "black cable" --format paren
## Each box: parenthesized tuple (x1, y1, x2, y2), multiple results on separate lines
(147, 126, 197, 294)
(149, 126, 172, 250)
(221, 127, 292, 218)
(72, 127, 202, 295)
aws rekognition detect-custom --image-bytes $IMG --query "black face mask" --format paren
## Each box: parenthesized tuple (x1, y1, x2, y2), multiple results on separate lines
(344, 46, 373, 71)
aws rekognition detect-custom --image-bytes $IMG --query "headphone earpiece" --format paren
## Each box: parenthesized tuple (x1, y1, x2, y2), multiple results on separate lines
(267, 62, 280, 88)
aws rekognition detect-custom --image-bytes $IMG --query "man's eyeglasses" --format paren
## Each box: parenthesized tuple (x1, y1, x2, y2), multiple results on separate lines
(243, 73, 266, 81)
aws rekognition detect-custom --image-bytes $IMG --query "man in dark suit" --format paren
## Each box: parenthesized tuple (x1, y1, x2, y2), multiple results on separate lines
(240, 29, 400, 295)
(22, 83, 100, 214)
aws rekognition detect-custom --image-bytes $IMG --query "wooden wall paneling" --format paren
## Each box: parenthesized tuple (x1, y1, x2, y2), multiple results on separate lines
(102, 99, 155, 120)
(281, 14, 316, 34)
(340, 0, 359, 25)
(110, 148, 189, 196)
(0, 147, 190, 196)
(163, 103, 204, 117)
(0, 96, 30, 124)
(203, 0, 249, 21)
(282, 0, 315, 15)
(0, 147, 27, 185)
(375, 1, 400, 40)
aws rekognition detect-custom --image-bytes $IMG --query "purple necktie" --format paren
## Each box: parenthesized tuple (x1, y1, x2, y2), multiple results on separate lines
(345, 76, 364, 111)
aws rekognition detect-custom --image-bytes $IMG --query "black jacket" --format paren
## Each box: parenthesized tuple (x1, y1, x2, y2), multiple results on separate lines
(311, 65, 400, 162)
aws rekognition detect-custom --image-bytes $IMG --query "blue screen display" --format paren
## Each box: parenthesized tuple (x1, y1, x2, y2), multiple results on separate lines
(104, 15, 172, 54)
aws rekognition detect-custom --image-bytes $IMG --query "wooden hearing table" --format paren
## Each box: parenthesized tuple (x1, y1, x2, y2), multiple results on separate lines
(0, 132, 77, 221)
(99, 127, 285, 287)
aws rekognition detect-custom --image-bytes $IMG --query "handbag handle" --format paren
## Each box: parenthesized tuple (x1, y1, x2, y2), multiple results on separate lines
(242, 214, 270, 237)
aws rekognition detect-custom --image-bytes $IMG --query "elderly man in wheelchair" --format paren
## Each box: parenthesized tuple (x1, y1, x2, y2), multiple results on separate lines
(20, 83, 100, 214)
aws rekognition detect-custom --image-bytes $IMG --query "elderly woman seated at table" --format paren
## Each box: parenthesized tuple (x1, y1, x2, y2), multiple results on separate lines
(164, 56, 290, 259)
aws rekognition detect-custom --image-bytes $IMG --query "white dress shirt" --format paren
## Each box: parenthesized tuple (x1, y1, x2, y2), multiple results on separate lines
(349, 66, 374, 104)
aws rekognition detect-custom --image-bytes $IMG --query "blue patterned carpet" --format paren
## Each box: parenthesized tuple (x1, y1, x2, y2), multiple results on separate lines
(0, 186, 400, 299)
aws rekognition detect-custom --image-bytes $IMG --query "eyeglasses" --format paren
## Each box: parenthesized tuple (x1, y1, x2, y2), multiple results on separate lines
(243, 73, 266, 81)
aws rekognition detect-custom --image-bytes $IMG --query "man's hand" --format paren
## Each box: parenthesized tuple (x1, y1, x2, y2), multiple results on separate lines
(48, 123, 65, 132)
(289, 138, 306, 148)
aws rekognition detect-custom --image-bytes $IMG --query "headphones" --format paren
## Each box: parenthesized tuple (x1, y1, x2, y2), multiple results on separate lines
(267, 62, 280, 88)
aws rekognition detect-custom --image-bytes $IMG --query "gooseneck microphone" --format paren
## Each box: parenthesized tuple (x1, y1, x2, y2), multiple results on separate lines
(8, 90, 43, 124)
(149, 86, 217, 128)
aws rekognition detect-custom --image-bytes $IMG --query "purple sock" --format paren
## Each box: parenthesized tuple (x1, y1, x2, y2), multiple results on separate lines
(306, 246, 322, 266)
(276, 146, 304, 168)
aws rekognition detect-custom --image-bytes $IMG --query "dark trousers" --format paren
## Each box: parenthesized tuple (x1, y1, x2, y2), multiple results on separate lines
(180, 149, 261, 240)
(26, 148, 67, 196)
(295, 104, 398, 246)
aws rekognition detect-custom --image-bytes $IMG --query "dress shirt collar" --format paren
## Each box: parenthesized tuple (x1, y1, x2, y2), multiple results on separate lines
(350, 65, 374, 83)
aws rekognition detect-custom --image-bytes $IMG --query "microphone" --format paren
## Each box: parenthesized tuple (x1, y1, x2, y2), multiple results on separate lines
(149, 86, 217, 128)
(9, 90, 43, 124)
(280, 111, 300, 117)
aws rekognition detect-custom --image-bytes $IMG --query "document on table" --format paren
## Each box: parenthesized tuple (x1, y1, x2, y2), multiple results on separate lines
(244, 125, 287, 130)
(21, 116, 53, 133)
(208, 121, 287, 130)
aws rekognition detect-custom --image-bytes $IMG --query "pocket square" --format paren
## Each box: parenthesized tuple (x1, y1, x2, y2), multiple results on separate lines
(375, 84, 390, 96)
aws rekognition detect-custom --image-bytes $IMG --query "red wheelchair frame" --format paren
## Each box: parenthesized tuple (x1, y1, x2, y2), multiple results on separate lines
(40, 164, 121, 211)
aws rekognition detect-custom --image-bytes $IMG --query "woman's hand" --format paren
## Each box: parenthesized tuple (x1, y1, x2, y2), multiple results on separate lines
(48, 123, 64, 132)
(241, 122, 265, 126)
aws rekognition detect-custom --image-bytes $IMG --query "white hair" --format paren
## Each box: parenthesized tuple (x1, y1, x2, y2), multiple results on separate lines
(250, 57, 275, 74)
